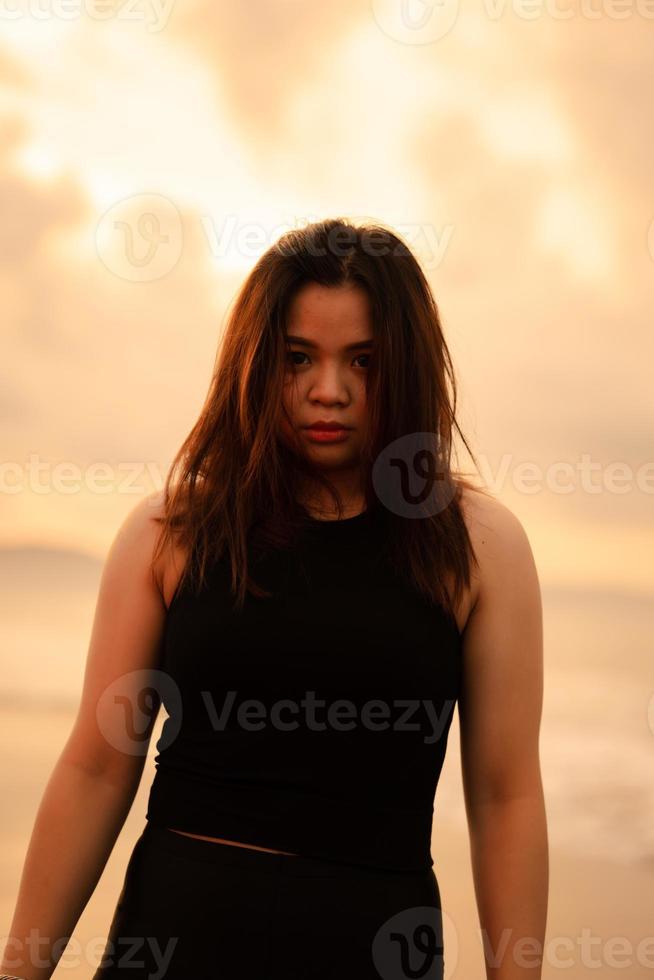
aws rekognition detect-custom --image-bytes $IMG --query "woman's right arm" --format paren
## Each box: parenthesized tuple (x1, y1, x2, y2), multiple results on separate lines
(1, 492, 171, 980)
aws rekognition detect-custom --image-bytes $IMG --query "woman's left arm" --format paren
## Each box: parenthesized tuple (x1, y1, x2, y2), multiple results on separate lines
(458, 494, 549, 980)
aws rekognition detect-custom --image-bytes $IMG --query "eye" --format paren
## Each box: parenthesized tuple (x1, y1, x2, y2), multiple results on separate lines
(286, 351, 371, 368)
(287, 351, 309, 367)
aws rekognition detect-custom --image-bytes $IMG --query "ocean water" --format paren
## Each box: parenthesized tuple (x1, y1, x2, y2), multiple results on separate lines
(1, 547, 652, 870)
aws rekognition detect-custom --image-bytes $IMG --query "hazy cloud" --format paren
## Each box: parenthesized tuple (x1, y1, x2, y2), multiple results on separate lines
(169, 0, 368, 148)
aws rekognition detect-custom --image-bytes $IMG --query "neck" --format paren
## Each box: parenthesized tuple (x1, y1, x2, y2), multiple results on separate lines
(297, 478, 366, 520)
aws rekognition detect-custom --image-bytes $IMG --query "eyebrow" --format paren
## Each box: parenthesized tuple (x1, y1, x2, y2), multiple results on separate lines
(285, 335, 374, 353)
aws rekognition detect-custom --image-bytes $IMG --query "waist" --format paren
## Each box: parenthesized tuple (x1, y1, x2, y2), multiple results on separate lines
(146, 767, 436, 873)
(165, 826, 300, 856)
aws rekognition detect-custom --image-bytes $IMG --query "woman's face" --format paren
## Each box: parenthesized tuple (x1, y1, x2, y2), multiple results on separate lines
(280, 281, 374, 480)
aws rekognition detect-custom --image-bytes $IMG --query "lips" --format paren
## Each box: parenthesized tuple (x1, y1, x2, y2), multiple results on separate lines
(305, 422, 351, 431)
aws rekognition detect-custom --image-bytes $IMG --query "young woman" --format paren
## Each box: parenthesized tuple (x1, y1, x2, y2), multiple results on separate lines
(2, 218, 548, 980)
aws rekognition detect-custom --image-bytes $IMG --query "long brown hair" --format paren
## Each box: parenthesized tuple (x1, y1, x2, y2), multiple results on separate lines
(152, 217, 489, 624)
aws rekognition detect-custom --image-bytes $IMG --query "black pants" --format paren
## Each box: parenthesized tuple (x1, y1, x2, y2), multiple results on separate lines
(93, 821, 445, 979)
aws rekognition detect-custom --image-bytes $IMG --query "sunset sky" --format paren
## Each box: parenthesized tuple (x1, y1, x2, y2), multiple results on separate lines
(1, 0, 652, 596)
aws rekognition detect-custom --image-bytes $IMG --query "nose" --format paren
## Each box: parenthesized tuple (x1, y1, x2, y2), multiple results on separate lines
(308, 365, 352, 403)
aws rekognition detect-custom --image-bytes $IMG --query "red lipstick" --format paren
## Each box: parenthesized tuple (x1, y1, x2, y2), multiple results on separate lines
(303, 421, 352, 443)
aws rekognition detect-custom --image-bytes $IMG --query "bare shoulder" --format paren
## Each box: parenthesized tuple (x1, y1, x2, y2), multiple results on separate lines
(459, 484, 532, 553)
(109, 490, 179, 597)
(139, 489, 189, 610)
(118, 489, 163, 566)
(457, 485, 538, 623)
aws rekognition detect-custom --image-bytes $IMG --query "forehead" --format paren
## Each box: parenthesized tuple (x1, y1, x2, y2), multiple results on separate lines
(286, 282, 372, 339)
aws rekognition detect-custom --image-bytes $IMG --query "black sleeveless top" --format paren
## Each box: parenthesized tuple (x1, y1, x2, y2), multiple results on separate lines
(145, 506, 462, 872)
